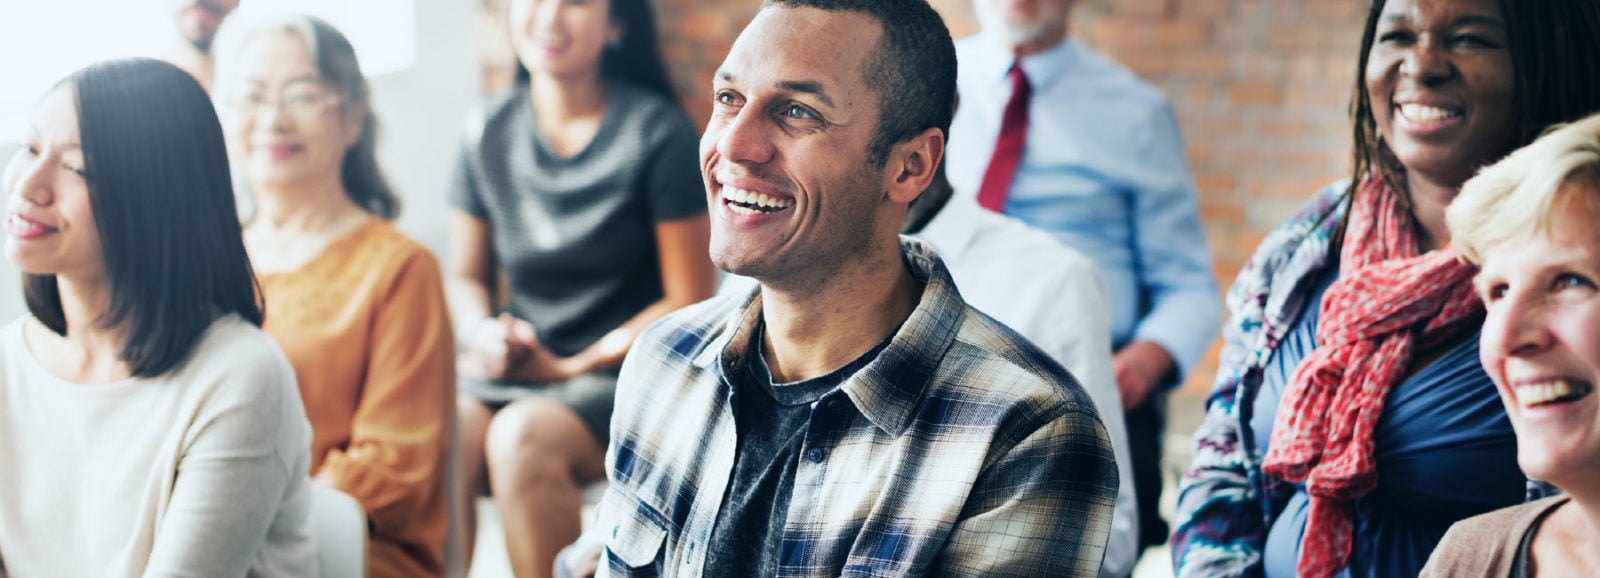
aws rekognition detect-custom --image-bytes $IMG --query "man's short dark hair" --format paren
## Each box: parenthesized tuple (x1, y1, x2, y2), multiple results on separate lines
(25, 58, 264, 378)
(765, 0, 957, 167)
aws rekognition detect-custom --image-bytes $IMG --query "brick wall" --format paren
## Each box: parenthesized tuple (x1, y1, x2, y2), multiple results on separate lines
(1046, 0, 1368, 392)
(480, 0, 1370, 393)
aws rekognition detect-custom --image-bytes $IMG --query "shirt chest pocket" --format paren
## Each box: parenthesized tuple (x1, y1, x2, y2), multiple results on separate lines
(603, 489, 670, 574)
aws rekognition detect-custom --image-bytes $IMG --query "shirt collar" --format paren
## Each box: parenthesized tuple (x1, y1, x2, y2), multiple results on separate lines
(915, 196, 985, 264)
(696, 237, 966, 436)
(974, 32, 1079, 94)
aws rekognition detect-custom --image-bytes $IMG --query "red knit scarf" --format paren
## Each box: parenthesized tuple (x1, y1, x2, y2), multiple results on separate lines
(1261, 178, 1484, 578)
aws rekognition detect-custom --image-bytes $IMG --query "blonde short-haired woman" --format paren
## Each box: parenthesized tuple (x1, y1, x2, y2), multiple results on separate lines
(1421, 113, 1600, 576)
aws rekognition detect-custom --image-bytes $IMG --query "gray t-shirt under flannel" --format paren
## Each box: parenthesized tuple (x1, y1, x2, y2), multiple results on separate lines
(449, 82, 704, 357)
(701, 325, 891, 577)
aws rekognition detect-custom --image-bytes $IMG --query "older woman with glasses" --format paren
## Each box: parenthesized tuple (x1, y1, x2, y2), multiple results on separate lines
(212, 14, 455, 578)
(1419, 113, 1600, 577)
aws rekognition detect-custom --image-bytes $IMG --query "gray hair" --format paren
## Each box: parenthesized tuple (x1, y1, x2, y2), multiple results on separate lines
(214, 12, 400, 219)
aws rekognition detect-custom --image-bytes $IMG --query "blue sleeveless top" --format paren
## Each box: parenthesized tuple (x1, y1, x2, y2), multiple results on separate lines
(1250, 262, 1524, 578)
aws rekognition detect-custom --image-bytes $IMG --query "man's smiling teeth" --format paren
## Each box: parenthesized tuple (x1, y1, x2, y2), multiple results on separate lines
(722, 186, 793, 215)
(1398, 104, 1463, 123)
(1516, 379, 1595, 408)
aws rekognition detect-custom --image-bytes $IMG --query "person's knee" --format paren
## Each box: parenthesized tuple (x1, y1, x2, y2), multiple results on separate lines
(484, 399, 584, 487)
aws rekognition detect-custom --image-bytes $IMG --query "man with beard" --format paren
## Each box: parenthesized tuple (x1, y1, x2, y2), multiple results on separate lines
(163, 0, 240, 91)
(946, 2, 1221, 572)
(565, 0, 1118, 576)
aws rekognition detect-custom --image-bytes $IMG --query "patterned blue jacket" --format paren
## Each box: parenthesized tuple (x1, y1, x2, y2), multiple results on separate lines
(1172, 183, 1348, 577)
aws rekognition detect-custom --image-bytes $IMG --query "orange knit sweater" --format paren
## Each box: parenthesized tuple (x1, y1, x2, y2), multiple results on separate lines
(259, 218, 454, 578)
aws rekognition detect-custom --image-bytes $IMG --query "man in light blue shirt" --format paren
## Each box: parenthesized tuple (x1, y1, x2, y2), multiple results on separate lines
(947, 0, 1221, 565)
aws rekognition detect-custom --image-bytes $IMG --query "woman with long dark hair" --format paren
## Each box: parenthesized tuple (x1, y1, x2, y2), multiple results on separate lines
(0, 58, 315, 576)
(212, 14, 456, 577)
(1172, 1, 1600, 577)
(448, 0, 716, 575)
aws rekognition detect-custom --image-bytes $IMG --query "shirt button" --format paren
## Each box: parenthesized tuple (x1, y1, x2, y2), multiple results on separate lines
(806, 447, 826, 462)
(822, 397, 841, 409)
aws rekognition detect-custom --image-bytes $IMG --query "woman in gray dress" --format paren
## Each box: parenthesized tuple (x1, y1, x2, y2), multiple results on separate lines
(446, 0, 716, 575)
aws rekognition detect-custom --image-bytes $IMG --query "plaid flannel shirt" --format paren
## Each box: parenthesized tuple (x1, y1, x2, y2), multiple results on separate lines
(593, 237, 1118, 578)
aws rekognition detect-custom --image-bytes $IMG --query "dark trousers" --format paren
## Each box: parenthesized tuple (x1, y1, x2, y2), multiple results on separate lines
(1127, 390, 1170, 550)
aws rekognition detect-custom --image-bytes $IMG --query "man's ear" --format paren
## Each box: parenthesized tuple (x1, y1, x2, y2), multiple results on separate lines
(884, 127, 945, 205)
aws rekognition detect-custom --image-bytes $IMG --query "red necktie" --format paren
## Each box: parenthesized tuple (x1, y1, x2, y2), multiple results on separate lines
(976, 63, 1030, 213)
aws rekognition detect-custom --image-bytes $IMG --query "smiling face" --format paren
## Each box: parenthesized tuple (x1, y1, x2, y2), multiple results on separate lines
(1476, 184, 1600, 488)
(3, 85, 104, 281)
(1365, 0, 1517, 186)
(218, 31, 358, 193)
(702, 7, 905, 288)
(510, 0, 620, 79)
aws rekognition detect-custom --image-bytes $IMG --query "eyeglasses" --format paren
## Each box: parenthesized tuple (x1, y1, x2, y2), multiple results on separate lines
(223, 89, 341, 118)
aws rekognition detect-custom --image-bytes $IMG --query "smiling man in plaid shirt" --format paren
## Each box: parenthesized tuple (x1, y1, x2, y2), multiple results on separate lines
(573, 0, 1117, 576)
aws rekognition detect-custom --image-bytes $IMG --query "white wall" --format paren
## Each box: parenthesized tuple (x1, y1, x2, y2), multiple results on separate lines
(0, 144, 18, 323)
(374, 0, 480, 257)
